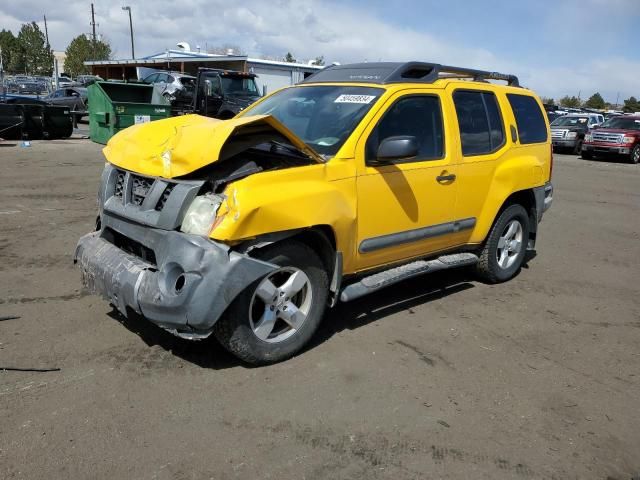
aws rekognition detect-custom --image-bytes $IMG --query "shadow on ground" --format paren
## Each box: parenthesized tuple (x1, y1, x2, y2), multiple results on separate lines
(108, 267, 476, 370)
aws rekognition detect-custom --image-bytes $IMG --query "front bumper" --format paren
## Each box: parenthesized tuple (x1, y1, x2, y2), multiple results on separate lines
(74, 218, 276, 336)
(582, 143, 630, 155)
(552, 138, 578, 148)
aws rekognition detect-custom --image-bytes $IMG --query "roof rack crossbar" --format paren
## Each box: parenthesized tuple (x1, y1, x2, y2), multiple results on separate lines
(301, 62, 520, 87)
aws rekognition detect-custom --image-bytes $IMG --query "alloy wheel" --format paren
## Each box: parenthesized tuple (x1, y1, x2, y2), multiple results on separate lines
(496, 219, 523, 269)
(249, 267, 313, 343)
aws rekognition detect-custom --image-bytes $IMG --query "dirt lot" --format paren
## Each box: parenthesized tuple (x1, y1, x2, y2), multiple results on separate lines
(0, 139, 638, 479)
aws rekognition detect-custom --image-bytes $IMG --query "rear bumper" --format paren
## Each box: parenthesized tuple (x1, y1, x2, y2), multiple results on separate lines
(582, 143, 630, 155)
(533, 181, 553, 223)
(74, 219, 276, 336)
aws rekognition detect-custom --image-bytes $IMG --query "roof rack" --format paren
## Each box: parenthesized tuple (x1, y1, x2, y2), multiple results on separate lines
(301, 62, 520, 87)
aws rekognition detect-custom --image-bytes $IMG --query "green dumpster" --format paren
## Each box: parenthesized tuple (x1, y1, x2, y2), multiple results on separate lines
(88, 81, 170, 144)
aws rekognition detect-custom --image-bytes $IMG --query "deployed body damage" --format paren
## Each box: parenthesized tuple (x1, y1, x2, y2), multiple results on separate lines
(76, 113, 356, 335)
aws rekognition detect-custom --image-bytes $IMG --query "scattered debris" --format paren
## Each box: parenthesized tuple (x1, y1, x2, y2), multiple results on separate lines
(437, 420, 450, 428)
(0, 315, 21, 321)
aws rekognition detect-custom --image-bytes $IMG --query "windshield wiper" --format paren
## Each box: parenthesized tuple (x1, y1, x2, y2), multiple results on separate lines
(268, 140, 309, 159)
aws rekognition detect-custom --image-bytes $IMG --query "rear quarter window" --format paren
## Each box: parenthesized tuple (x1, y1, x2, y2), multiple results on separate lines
(507, 94, 548, 144)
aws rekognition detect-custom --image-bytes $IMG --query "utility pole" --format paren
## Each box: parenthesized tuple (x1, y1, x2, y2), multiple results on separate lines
(43, 15, 50, 46)
(122, 6, 135, 59)
(615, 92, 620, 109)
(90, 4, 97, 43)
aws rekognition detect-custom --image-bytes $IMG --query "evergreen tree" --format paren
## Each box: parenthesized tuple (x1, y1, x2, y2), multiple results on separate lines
(14, 22, 53, 75)
(64, 35, 111, 77)
(584, 92, 605, 109)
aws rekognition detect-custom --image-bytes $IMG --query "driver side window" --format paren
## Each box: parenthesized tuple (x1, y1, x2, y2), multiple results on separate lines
(366, 95, 444, 164)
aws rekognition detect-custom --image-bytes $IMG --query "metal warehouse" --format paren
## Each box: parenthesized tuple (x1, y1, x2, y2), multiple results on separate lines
(84, 49, 323, 94)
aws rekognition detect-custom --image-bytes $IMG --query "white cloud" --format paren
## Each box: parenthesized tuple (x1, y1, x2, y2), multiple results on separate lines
(1, 0, 638, 102)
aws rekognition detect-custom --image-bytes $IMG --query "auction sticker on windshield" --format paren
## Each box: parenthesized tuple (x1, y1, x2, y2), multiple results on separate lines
(334, 94, 377, 104)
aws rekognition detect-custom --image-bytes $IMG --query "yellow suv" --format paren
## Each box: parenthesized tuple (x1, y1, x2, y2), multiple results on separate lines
(75, 62, 553, 364)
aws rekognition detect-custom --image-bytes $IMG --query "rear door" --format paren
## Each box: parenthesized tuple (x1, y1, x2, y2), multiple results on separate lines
(446, 86, 510, 243)
(354, 90, 462, 271)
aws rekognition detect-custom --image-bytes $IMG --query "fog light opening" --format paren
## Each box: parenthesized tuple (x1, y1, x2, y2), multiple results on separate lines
(175, 274, 186, 293)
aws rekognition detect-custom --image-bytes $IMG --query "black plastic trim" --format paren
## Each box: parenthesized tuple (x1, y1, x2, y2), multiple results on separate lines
(359, 218, 476, 253)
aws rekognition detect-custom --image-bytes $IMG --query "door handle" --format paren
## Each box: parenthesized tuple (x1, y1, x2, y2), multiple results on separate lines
(436, 173, 456, 183)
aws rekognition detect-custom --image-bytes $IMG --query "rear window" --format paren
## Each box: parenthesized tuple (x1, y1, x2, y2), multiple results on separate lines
(507, 94, 548, 144)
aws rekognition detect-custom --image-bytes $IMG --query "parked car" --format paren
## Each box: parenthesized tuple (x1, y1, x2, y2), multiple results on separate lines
(74, 75, 102, 87)
(582, 115, 640, 163)
(141, 71, 196, 102)
(10, 77, 47, 95)
(550, 113, 601, 154)
(74, 61, 553, 365)
(45, 87, 88, 120)
(54, 76, 74, 88)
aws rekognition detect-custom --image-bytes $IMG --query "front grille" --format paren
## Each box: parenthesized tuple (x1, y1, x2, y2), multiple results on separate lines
(592, 132, 623, 144)
(114, 171, 125, 199)
(107, 228, 157, 265)
(131, 175, 153, 206)
(155, 183, 174, 211)
(551, 129, 567, 139)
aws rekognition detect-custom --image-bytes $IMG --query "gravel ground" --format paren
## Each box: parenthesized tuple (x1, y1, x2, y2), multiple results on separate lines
(0, 140, 638, 479)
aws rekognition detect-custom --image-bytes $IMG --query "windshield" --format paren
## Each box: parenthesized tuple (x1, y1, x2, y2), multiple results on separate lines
(243, 85, 384, 156)
(220, 76, 259, 96)
(551, 116, 589, 127)
(600, 117, 640, 130)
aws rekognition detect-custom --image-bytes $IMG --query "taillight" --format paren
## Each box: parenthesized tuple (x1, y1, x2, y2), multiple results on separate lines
(549, 144, 554, 180)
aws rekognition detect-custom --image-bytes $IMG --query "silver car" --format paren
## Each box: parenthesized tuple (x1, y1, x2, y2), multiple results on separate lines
(141, 71, 196, 101)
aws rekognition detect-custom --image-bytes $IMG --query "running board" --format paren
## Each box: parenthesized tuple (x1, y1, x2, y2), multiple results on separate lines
(339, 253, 478, 303)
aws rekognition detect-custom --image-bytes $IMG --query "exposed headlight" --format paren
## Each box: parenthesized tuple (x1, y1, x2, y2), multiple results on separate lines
(180, 194, 223, 236)
(584, 134, 592, 142)
(622, 136, 635, 144)
(566, 131, 577, 139)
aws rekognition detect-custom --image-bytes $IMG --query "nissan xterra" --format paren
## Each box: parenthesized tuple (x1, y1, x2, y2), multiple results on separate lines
(75, 62, 554, 364)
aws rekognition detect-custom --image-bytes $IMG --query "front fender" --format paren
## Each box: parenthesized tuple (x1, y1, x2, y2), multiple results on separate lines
(211, 164, 357, 269)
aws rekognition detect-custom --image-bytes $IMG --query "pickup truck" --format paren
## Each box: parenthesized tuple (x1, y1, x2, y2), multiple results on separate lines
(582, 115, 640, 163)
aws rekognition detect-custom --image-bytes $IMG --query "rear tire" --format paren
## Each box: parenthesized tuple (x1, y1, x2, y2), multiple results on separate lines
(213, 241, 329, 365)
(581, 150, 593, 160)
(475, 204, 530, 284)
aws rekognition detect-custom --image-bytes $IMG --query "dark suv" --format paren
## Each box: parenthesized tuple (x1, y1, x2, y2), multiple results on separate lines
(582, 115, 640, 163)
(550, 114, 601, 154)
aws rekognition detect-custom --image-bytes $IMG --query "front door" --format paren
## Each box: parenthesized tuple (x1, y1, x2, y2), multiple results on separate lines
(355, 91, 466, 271)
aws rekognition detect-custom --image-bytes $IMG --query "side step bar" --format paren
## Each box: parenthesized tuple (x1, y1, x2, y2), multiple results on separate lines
(340, 253, 478, 302)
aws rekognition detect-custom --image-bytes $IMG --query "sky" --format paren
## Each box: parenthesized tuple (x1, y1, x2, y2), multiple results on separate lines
(1, 0, 639, 103)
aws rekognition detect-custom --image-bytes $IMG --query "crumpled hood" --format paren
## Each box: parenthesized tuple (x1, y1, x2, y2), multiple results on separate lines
(103, 114, 323, 178)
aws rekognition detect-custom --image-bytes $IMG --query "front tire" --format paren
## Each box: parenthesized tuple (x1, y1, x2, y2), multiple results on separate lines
(213, 241, 329, 365)
(475, 204, 530, 284)
(630, 145, 640, 164)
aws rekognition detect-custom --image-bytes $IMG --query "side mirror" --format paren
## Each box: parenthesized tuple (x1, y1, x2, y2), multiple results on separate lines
(205, 79, 213, 97)
(373, 136, 419, 164)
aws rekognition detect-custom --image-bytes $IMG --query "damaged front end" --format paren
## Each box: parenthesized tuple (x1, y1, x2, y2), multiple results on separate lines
(75, 114, 324, 337)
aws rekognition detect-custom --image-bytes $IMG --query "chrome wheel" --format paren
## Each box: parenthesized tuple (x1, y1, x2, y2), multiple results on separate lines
(632, 146, 640, 164)
(249, 267, 313, 343)
(496, 219, 523, 269)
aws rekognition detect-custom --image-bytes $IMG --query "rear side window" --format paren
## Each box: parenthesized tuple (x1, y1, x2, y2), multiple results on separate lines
(453, 91, 504, 156)
(507, 94, 548, 144)
(366, 95, 444, 163)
